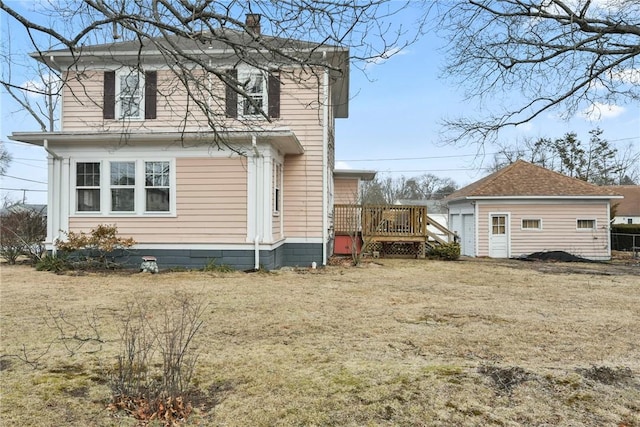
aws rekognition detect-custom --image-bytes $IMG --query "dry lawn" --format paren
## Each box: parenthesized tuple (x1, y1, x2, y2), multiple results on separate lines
(1, 258, 639, 426)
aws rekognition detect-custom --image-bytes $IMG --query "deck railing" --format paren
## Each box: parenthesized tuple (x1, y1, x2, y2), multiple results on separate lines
(334, 204, 427, 238)
(334, 204, 458, 243)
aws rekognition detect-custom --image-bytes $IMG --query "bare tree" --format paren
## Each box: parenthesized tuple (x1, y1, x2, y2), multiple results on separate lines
(436, 0, 640, 145)
(1, 0, 417, 149)
(361, 173, 458, 204)
(489, 129, 639, 184)
(0, 141, 11, 176)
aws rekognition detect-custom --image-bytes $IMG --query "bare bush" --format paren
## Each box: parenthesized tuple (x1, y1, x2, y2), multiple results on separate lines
(0, 209, 46, 264)
(108, 292, 206, 425)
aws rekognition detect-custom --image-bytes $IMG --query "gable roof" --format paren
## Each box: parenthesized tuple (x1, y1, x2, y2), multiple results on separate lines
(447, 160, 622, 201)
(606, 185, 640, 216)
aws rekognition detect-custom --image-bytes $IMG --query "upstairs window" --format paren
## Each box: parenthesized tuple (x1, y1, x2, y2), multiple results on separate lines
(104, 70, 157, 120)
(239, 70, 267, 117)
(225, 68, 280, 119)
(76, 162, 101, 212)
(116, 70, 144, 119)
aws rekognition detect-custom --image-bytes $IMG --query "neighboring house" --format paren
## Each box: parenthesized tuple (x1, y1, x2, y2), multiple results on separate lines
(446, 160, 622, 260)
(9, 15, 350, 270)
(393, 199, 449, 242)
(607, 185, 640, 224)
(0, 203, 47, 218)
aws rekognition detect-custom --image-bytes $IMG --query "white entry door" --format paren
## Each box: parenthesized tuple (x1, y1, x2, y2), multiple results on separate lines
(489, 214, 509, 258)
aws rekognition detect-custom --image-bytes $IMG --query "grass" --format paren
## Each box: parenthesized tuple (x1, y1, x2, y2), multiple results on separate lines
(1, 258, 639, 426)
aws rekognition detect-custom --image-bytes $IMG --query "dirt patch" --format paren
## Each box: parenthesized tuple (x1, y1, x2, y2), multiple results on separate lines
(577, 366, 636, 387)
(478, 365, 533, 394)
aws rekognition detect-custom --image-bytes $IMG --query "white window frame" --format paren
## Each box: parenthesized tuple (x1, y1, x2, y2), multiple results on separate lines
(75, 162, 101, 213)
(273, 161, 282, 215)
(110, 161, 136, 213)
(237, 68, 268, 118)
(576, 218, 596, 230)
(72, 159, 175, 216)
(144, 161, 171, 213)
(521, 218, 542, 231)
(115, 68, 145, 120)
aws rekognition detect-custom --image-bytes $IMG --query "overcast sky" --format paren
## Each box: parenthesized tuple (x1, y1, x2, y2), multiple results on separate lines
(2, 2, 639, 205)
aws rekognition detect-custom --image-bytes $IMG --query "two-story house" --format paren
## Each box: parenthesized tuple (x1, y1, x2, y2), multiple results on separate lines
(10, 15, 350, 270)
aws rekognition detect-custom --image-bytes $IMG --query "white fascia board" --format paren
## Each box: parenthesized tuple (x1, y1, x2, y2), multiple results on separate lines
(9, 129, 304, 154)
(465, 195, 624, 201)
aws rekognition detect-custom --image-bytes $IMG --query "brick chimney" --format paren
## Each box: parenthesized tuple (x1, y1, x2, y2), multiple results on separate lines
(246, 13, 261, 35)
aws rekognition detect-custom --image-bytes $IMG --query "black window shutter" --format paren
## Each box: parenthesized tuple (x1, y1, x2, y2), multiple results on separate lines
(145, 71, 157, 119)
(225, 69, 238, 118)
(103, 71, 115, 119)
(268, 71, 280, 119)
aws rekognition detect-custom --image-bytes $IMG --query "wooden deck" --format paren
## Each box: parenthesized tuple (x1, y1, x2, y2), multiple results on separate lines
(333, 204, 458, 257)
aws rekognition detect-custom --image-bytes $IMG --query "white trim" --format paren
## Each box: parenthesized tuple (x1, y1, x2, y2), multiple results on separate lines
(576, 218, 597, 230)
(521, 218, 543, 231)
(237, 67, 268, 119)
(322, 60, 329, 265)
(70, 158, 176, 217)
(284, 237, 324, 244)
(461, 195, 622, 201)
(115, 68, 145, 121)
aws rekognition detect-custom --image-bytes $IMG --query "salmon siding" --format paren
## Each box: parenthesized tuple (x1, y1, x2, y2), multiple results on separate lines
(61, 67, 328, 243)
(475, 201, 611, 259)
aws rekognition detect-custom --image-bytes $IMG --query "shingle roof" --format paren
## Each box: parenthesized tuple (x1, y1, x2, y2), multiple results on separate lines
(39, 28, 342, 59)
(447, 160, 621, 201)
(606, 185, 640, 216)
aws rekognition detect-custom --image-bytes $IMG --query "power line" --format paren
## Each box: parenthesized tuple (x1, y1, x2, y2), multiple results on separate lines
(0, 187, 47, 192)
(338, 152, 493, 162)
(1, 174, 47, 184)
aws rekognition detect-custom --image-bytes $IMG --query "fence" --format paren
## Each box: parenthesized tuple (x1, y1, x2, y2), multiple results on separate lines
(611, 233, 640, 255)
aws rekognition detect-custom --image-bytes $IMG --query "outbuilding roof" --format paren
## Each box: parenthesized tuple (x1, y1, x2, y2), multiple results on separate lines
(447, 160, 622, 201)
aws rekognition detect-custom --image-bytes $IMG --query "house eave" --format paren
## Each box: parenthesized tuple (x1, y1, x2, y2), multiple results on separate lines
(447, 195, 623, 203)
(9, 129, 304, 155)
(333, 169, 376, 181)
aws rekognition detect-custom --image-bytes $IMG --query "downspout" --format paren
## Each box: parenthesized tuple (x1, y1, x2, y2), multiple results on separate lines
(321, 52, 329, 266)
(252, 135, 260, 270)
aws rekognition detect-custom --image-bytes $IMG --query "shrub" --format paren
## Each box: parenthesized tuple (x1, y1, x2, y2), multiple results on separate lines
(56, 224, 136, 270)
(427, 242, 461, 261)
(0, 209, 46, 264)
(202, 258, 234, 273)
(108, 292, 205, 425)
(35, 254, 70, 272)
